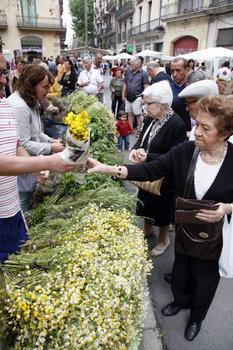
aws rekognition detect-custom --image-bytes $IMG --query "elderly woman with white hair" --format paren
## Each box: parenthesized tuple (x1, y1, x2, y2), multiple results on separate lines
(129, 80, 187, 256)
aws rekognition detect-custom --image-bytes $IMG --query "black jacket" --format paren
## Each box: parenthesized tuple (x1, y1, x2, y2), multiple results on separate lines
(127, 141, 233, 260)
(60, 70, 77, 90)
(150, 71, 173, 85)
(132, 112, 186, 225)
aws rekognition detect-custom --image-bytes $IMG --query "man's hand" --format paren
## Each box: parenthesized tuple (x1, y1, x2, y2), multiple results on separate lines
(47, 153, 74, 173)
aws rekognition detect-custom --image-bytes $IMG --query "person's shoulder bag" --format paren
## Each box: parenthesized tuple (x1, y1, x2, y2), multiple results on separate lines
(175, 147, 223, 243)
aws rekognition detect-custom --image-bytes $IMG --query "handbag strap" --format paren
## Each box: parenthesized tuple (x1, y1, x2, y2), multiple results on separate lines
(184, 146, 200, 199)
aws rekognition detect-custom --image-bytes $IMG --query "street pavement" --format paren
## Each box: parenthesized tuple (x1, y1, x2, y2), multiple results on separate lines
(103, 75, 233, 350)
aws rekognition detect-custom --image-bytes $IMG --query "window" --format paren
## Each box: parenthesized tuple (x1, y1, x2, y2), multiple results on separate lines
(148, 1, 152, 22)
(139, 6, 142, 25)
(20, 0, 37, 25)
(153, 42, 163, 52)
(217, 28, 233, 47)
(136, 45, 142, 53)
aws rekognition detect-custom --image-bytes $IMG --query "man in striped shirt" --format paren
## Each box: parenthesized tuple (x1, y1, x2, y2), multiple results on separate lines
(0, 98, 73, 262)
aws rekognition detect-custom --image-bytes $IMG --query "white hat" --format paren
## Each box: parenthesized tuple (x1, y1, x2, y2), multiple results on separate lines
(143, 80, 173, 107)
(178, 80, 219, 98)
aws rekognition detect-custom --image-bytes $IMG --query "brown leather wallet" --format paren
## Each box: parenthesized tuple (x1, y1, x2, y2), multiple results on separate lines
(175, 197, 219, 224)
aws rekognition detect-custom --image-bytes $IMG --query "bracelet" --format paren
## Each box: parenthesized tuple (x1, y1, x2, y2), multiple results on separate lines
(117, 166, 122, 178)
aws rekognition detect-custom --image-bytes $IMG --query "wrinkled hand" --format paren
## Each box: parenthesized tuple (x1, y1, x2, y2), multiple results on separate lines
(36, 170, 50, 184)
(129, 148, 147, 164)
(86, 157, 109, 175)
(195, 203, 226, 223)
(129, 150, 140, 163)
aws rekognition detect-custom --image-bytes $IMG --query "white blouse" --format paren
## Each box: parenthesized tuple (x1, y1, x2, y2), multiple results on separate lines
(194, 155, 223, 200)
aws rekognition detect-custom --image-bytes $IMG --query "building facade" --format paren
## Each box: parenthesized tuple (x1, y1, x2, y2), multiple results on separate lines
(94, 0, 233, 56)
(127, 0, 164, 54)
(0, 0, 66, 60)
(94, 0, 165, 54)
(161, 0, 233, 55)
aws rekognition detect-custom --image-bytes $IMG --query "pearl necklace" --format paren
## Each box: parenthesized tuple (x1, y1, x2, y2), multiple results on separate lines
(200, 143, 227, 165)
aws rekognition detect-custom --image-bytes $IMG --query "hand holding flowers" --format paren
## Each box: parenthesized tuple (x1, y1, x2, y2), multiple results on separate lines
(61, 110, 90, 183)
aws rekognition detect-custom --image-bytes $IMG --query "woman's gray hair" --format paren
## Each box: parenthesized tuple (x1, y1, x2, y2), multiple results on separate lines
(142, 80, 173, 109)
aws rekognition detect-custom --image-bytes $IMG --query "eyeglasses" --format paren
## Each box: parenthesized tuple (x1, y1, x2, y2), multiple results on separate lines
(144, 101, 162, 107)
(144, 101, 156, 106)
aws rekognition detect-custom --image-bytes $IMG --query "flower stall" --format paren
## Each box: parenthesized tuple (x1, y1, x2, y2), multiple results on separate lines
(0, 92, 152, 349)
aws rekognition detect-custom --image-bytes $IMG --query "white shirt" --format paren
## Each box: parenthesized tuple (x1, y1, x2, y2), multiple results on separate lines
(217, 67, 231, 81)
(78, 68, 103, 94)
(194, 155, 223, 200)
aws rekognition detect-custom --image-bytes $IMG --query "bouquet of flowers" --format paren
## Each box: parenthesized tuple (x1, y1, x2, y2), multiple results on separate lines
(61, 110, 90, 183)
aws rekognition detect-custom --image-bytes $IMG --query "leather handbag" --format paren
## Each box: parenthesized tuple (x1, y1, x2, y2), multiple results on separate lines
(175, 147, 223, 242)
(130, 177, 164, 196)
(175, 197, 217, 224)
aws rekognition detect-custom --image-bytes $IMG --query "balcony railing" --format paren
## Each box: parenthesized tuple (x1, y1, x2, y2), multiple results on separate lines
(128, 18, 164, 38)
(105, 23, 116, 34)
(106, 0, 116, 12)
(208, 0, 233, 13)
(115, 1, 134, 21)
(17, 16, 66, 32)
(210, 0, 233, 5)
(0, 12, 7, 29)
(161, 0, 205, 20)
(101, 23, 116, 37)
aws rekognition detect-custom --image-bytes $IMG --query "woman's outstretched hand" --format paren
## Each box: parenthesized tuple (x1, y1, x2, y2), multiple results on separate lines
(86, 158, 128, 178)
(86, 158, 106, 174)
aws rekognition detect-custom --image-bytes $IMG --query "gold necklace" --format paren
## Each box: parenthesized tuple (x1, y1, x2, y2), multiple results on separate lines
(200, 143, 227, 165)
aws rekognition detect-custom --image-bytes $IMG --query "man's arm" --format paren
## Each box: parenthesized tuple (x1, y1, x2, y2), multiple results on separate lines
(122, 83, 126, 101)
(143, 70, 149, 90)
(77, 72, 89, 87)
(0, 153, 74, 176)
(96, 71, 104, 92)
(16, 142, 30, 157)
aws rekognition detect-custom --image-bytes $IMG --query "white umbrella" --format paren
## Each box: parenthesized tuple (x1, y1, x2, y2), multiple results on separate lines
(135, 49, 162, 58)
(179, 47, 233, 61)
(161, 55, 174, 61)
(114, 53, 134, 60)
(102, 55, 115, 60)
(179, 47, 233, 80)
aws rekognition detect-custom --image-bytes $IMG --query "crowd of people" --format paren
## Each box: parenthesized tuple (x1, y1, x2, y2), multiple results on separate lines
(1, 47, 233, 343)
(87, 55, 233, 342)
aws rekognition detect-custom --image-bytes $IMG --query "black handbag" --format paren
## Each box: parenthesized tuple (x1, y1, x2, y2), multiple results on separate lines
(175, 147, 223, 242)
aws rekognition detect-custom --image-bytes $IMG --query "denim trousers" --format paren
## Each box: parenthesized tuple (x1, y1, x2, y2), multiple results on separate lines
(118, 135, 129, 150)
